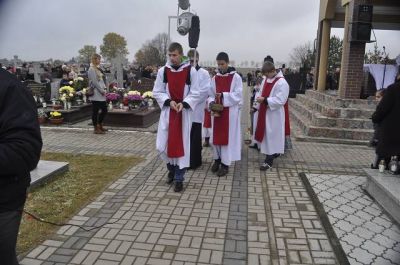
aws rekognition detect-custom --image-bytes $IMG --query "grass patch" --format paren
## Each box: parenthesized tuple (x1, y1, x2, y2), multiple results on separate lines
(18, 152, 142, 255)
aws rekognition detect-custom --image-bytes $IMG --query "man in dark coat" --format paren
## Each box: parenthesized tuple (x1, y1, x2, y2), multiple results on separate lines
(0, 68, 43, 264)
(372, 73, 400, 159)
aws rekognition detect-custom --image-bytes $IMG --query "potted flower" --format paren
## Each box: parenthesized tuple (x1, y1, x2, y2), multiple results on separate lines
(73, 76, 86, 91)
(49, 111, 63, 125)
(142, 91, 154, 108)
(59, 86, 75, 109)
(37, 108, 47, 124)
(125, 93, 143, 109)
(105, 92, 120, 110)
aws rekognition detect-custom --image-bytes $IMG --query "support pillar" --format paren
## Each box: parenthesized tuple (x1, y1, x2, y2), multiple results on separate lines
(317, 20, 331, 92)
(338, 0, 371, 99)
(338, 2, 351, 96)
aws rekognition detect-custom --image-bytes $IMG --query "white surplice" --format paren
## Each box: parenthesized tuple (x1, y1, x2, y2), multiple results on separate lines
(208, 70, 243, 166)
(192, 66, 211, 124)
(254, 75, 289, 155)
(153, 62, 201, 169)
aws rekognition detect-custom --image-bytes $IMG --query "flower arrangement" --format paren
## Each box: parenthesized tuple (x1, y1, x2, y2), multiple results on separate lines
(49, 111, 62, 119)
(142, 91, 153, 99)
(73, 77, 86, 91)
(125, 94, 143, 102)
(127, 90, 141, 96)
(106, 92, 120, 103)
(59, 86, 75, 102)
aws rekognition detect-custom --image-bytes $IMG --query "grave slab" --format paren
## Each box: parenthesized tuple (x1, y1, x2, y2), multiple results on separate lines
(30, 160, 69, 189)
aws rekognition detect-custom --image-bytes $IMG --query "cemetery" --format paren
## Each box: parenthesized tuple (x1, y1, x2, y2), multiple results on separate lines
(1, 0, 400, 264)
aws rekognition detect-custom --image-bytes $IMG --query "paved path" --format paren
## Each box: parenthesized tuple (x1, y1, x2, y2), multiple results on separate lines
(21, 85, 397, 265)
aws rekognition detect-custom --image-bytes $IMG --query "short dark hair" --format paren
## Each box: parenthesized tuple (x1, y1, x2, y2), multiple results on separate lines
(262, 61, 276, 74)
(216, 52, 229, 62)
(187, 49, 199, 58)
(264, 55, 274, 64)
(168, 42, 183, 55)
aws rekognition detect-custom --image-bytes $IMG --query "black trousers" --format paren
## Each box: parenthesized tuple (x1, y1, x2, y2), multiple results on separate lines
(190, 122, 202, 169)
(91, 101, 108, 126)
(0, 207, 23, 265)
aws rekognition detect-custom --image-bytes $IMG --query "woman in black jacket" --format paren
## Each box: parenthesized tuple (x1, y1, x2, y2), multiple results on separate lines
(372, 73, 400, 161)
(0, 68, 42, 264)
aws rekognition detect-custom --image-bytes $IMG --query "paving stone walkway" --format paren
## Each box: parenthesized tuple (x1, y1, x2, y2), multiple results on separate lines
(306, 174, 400, 265)
(19, 85, 399, 265)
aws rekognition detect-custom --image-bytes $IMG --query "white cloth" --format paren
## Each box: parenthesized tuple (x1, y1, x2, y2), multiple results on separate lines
(363, 64, 398, 90)
(202, 126, 212, 138)
(153, 62, 201, 169)
(251, 86, 261, 146)
(192, 67, 211, 123)
(208, 71, 242, 166)
(255, 76, 289, 155)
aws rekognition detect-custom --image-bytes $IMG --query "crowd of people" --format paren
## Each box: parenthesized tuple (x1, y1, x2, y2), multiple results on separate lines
(153, 42, 291, 192)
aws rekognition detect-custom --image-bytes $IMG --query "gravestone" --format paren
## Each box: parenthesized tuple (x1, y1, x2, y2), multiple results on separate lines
(24, 80, 51, 102)
(32, 63, 44, 83)
(50, 79, 61, 100)
(111, 55, 124, 87)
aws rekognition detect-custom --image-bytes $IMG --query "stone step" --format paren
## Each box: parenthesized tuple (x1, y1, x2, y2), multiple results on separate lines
(290, 105, 373, 141)
(364, 168, 400, 224)
(296, 94, 374, 119)
(304, 90, 377, 109)
(290, 99, 374, 129)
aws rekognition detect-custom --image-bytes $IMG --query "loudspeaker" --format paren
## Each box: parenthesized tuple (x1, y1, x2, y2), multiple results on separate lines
(351, 22, 372, 42)
(357, 4, 373, 23)
(350, 5, 373, 42)
(188, 16, 200, 48)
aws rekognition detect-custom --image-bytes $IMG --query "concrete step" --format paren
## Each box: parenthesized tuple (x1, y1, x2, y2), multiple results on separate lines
(364, 168, 400, 224)
(304, 90, 377, 109)
(296, 94, 374, 119)
(290, 106, 373, 142)
(290, 99, 374, 129)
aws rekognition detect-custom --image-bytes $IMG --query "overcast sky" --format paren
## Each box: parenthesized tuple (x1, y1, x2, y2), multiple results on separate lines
(0, 0, 399, 66)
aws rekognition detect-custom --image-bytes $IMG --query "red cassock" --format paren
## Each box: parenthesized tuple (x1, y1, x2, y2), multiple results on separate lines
(255, 77, 281, 142)
(284, 101, 290, 136)
(213, 74, 234, 146)
(203, 109, 212, 128)
(165, 66, 190, 158)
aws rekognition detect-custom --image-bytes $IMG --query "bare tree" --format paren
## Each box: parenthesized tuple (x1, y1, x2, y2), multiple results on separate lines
(134, 32, 169, 66)
(289, 41, 314, 70)
(150, 33, 169, 64)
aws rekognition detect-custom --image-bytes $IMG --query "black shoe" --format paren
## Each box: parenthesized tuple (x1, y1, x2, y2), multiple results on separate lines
(211, 160, 220, 173)
(217, 166, 228, 177)
(166, 172, 174, 184)
(249, 144, 258, 149)
(260, 162, 272, 171)
(174, 182, 183, 192)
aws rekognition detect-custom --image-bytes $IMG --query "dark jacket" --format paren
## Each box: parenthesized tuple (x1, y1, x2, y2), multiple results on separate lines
(372, 80, 400, 157)
(0, 69, 43, 212)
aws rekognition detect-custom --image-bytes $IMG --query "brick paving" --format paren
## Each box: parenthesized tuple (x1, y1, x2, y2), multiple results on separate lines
(19, 85, 399, 265)
(307, 174, 400, 265)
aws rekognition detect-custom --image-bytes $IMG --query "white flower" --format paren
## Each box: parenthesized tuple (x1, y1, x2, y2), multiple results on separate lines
(69, 81, 73, 85)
